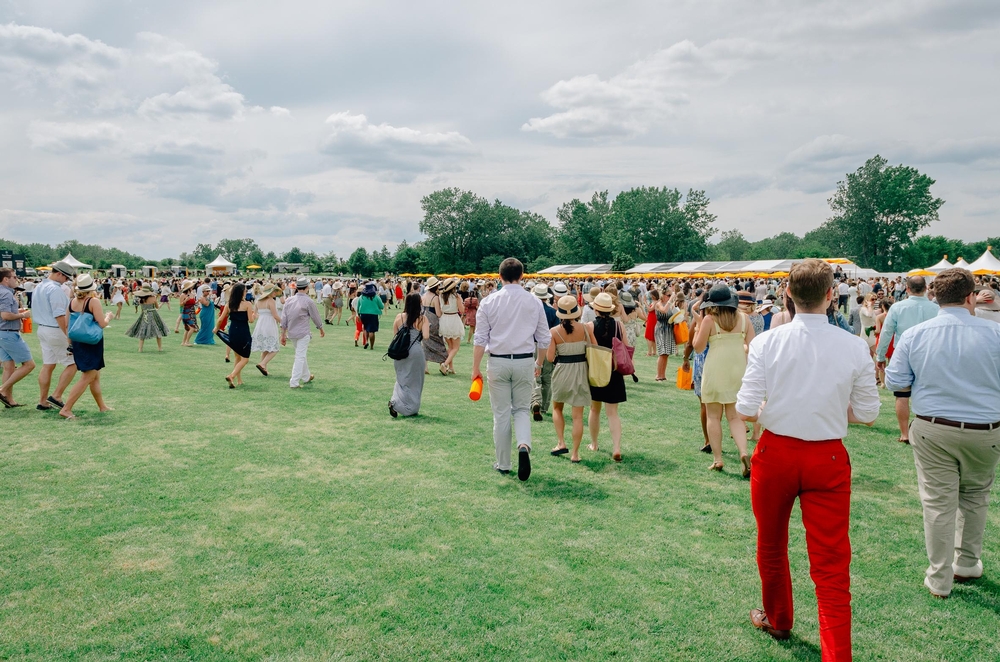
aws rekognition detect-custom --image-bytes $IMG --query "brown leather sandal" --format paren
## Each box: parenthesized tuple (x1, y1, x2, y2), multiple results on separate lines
(750, 609, 790, 640)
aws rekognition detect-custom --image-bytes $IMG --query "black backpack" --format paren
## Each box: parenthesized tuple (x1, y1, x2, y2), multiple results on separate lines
(385, 324, 419, 361)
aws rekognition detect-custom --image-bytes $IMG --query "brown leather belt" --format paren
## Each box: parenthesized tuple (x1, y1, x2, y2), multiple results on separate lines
(916, 415, 1000, 431)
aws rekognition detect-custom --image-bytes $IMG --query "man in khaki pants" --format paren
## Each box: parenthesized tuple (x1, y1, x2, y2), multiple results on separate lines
(885, 268, 1000, 598)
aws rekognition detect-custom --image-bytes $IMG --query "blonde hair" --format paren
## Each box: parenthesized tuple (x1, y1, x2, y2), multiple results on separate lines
(709, 307, 739, 332)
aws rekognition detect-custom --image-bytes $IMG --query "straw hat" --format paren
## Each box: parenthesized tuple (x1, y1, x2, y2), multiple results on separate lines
(552, 282, 569, 297)
(619, 291, 635, 307)
(51, 261, 77, 278)
(332, 280, 343, 290)
(592, 292, 615, 313)
(425, 276, 440, 291)
(668, 309, 685, 324)
(583, 286, 602, 303)
(295, 276, 310, 290)
(75, 274, 97, 292)
(259, 283, 281, 300)
(180, 279, 196, 293)
(440, 278, 458, 293)
(532, 283, 551, 300)
(135, 287, 157, 299)
(556, 295, 581, 319)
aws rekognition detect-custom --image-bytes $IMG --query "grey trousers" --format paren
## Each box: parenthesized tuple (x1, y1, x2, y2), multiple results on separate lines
(487, 357, 534, 471)
(531, 357, 554, 413)
(910, 417, 1000, 595)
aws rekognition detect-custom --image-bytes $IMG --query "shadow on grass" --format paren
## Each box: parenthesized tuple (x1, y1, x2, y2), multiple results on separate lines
(779, 634, 822, 661)
(519, 477, 609, 502)
(957, 577, 1000, 615)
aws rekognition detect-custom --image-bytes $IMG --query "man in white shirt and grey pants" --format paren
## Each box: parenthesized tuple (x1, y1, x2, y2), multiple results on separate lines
(472, 258, 550, 481)
(737, 259, 880, 661)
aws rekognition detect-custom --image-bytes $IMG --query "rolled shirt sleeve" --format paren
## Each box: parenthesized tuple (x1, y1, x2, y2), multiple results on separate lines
(307, 299, 323, 330)
(875, 307, 896, 361)
(736, 335, 767, 418)
(533, 301, 551, 349)
(474, 300, 491, 348)
(849, 343, 882, 422)
(883, 331, 914, 393)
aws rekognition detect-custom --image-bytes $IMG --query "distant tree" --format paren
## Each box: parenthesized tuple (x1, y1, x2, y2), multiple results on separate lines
(611, 251, 635, 272)
(527, 255, 556, 274)
(347, 247, 371, 276)
(714, 229, 752, 261)
(214, 238, 261, 268)
(554, 191, 612, 263)
(282, 247, 304, 264)
(479, 253, 507, 274)
(604, 187, 715, 263)
(392, 240, 422, 274)
(824, 155, 944, 270)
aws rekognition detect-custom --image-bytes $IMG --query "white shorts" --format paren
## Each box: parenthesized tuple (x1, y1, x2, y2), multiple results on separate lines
(37, 325, 75, 366)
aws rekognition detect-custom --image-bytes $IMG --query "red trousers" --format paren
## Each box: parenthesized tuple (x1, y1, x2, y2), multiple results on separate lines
(751, 431, 853, 662)
(354, 316, 363, 341)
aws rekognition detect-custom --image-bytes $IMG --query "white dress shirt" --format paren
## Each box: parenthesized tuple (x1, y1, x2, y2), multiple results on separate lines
(474, 282, 551, 355)
(736, 313, 880, 440)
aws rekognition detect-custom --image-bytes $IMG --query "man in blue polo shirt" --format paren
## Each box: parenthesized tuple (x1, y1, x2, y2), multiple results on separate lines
(0, 268, 35, 407)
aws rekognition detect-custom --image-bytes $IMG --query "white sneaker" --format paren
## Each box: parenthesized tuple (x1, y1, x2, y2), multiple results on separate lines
(954, 560, 984, 582)
(924, 577, 949, 598)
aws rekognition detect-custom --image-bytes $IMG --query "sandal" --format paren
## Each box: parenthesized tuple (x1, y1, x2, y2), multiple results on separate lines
(612, 453, 622, 463)
(256, 364, 268, 376)
(709, 461, 724, 472)
(225, 376, 235, 389)
(550, 447, 569, 456)
(587, 444, 599, 452)
(898, 437, 910, 445)
(741, 455, 752, 478)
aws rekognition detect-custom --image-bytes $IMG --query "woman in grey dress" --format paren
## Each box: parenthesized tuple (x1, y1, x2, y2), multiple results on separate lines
(419, 277, 448, 373)
(389, 293, 430, 417)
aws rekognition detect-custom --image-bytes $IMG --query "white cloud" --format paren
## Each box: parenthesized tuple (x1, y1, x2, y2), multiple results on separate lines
(320, 111, 476, 182)
(270, 106, 291, 117)
(27, 120, 123, 152)
(523, 39, 771, 139)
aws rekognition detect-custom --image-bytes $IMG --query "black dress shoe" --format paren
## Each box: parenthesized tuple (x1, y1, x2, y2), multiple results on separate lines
(495, 468, 510, 475)
(532, 404, 542, 421)
(518, 447, 531, 481)
(388, 401, 398, 418)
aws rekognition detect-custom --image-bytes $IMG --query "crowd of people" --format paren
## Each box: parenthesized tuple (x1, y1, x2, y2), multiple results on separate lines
(2, 257, 1000, 661)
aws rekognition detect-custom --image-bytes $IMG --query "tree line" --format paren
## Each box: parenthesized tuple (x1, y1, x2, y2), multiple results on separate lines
(4, 156, 997, 276)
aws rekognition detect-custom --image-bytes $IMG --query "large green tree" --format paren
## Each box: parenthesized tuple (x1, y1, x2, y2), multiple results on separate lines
(214, 238, 261, 268)
(822, 155, 944, 271)
(554, 191, 612, 263)
(604, 187, 715, 263)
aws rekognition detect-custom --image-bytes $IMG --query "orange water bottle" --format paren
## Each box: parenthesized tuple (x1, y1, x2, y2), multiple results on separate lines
(21, 312, 32, 334)
(469, 376, 483, 401)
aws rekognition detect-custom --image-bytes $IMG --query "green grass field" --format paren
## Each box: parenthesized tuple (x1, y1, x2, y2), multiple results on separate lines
(2, 306, 999, 661)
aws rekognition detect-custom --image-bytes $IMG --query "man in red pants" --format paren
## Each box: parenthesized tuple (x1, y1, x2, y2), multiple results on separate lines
(737, 259, 880, 661)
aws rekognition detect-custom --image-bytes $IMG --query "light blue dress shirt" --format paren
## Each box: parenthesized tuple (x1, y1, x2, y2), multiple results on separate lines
(876, 295, 938, 361)
(885, 307, 1000, 424)
(30, 278, 70, 328)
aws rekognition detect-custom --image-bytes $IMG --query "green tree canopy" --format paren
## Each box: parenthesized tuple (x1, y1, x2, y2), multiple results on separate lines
(822, 155, 944, 271)
(604, 187, 716, 263)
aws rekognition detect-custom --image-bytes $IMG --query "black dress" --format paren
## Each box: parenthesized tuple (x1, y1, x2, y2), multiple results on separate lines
(588, 316, 626, 404)
(69, 298, 105, 372)
(220, 309, 253, 359)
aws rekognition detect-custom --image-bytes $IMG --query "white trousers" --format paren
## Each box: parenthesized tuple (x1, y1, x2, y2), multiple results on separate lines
(487, 357, 534, 471)
(289, 335, 311, 387)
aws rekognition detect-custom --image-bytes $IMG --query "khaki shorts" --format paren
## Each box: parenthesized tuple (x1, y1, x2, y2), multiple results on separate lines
(37, 325, 75, 366)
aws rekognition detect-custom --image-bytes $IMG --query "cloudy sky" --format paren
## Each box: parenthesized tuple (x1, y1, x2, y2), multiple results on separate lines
(1, 0, 998, 260)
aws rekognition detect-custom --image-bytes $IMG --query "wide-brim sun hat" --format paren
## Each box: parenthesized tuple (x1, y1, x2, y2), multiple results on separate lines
(583, 286, 602, 303)
(552, 282, 569, 296)
(619, 291, 635, 306)
(700, 283, 738, 310)
(259, 284, 281, 299)
(440, 278, 458, 293)
(592, 292, 615, 313)
(532, 283, 551, 300)
(425, 276, 440, 291)
(668, 309, 685, 325)
(135, 287, 157, 299)
(75, 274, 97, 292)
(556, 295, 581, 319)
(180, 279, 196, 292)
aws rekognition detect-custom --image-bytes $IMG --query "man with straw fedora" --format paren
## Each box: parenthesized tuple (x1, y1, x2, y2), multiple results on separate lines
(32, 260, 78, 411)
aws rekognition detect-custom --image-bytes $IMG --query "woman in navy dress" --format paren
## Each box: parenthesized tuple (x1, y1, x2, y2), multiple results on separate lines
(216, 282, 256, 388)
(59, 275, 114, 419)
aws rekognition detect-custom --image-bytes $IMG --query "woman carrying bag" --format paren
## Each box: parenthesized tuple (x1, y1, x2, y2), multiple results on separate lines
(548, 295, 593, 463)
(59, 274, 113, 419)
(587, 292, 626, 462)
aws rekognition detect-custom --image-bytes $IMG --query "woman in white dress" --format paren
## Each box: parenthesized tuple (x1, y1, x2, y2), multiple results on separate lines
(251, 283, 281, 376)
(437, 279, 466, 375)
(111, 282, 126, 319)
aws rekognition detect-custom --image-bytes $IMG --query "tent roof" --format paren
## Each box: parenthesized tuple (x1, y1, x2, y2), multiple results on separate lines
(968, 249, 1000, 273)
(926, 257, 953, 272)
(954, 258, 972, 269)
(60, 253, 92, 269)
(205, 255, 236, 268)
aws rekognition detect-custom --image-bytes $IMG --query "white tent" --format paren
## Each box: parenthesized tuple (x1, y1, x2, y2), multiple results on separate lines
(59, 252, 92, 270)
(925, 257, 953, 273)
(205, 255, 236, 274)
(967, 248, 1000, 274)
(954, 257, 972, 270)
